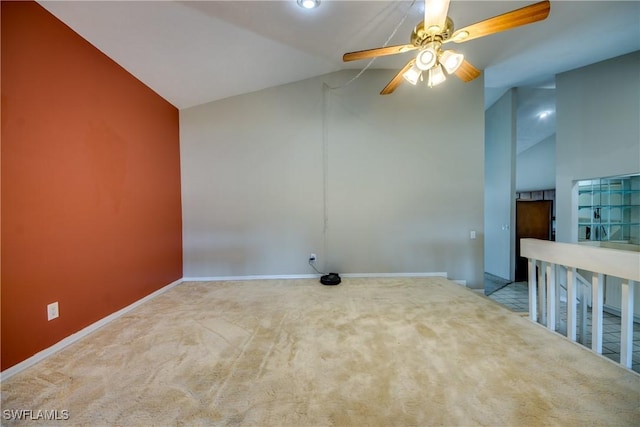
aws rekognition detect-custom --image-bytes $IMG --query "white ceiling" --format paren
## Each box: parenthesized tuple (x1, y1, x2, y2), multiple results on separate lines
(39, 0, 640, 150)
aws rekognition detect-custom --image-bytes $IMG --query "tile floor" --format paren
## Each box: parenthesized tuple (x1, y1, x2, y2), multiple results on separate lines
(486, 279, 640, 374)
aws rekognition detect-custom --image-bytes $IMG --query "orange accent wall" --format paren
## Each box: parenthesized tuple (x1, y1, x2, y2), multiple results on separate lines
(1, 2, 183, 371)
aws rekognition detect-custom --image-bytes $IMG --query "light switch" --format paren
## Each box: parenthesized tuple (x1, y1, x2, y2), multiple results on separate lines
(470, 230, 476, 240)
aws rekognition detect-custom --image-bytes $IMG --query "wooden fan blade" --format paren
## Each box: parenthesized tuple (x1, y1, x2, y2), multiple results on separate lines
(380, 59, 416, 95)
(424, 0, 451, 34)
(343, 44, 417, 62)
(454, 60, 481, 82)
(450, 0, 550, 43)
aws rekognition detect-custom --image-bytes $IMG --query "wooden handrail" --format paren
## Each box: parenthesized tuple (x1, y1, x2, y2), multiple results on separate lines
(521, 238, 640, 282)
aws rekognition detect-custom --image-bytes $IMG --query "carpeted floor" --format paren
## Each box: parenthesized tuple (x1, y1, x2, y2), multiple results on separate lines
(2, 277, 639, 426)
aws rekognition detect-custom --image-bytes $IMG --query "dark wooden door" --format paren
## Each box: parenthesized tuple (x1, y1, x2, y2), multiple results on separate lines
(515, 200, 552, 281)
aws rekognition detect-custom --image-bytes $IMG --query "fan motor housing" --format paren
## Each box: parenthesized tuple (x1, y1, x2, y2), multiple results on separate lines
(411, 17, 454, 46)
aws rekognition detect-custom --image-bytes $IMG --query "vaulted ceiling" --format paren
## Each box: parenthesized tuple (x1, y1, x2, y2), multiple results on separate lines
(39, 1, 640, 150)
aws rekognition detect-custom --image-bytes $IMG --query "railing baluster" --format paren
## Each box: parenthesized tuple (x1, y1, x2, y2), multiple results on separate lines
(528, 258, 538, 322)
(620, 280, 635, 369)
(591, 273, 604, 354)
(546, 262, 556, 331)
(566, 266, 577, 341)
(555, 265, 562, 332)
(579, 282, 588, 345)
(539, 261, 547, 326)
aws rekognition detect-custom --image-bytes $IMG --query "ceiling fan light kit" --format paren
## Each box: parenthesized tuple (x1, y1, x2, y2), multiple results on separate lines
(402, 40, 463, 87)
(342, 0, 551, 95)
(402, 65, 422, 85)
(440, 49, 464, 74)
(416, 45, 437, 70)
(428, 64, 447, 87)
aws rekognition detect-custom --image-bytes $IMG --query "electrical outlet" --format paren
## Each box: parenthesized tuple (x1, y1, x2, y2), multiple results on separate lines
(47, 302, 59, 321)
(309, 253, 317, 263)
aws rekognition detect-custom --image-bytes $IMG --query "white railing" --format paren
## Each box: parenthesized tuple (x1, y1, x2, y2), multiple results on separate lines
(521, 238, 640, 369)
(554, 265, 591, 345)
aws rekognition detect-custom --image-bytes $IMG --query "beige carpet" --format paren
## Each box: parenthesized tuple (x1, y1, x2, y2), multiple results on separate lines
(2, 277, 639, 426)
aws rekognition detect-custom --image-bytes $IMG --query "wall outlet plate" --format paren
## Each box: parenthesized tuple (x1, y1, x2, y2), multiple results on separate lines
(47, 302, 59, 321)
(309, 253, 317, 262)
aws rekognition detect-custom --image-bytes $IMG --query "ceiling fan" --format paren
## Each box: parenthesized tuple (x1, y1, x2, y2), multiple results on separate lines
(343, 0, 551, 95)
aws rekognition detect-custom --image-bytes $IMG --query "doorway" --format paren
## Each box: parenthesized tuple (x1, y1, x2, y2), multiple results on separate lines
(515, 199, 553, 281)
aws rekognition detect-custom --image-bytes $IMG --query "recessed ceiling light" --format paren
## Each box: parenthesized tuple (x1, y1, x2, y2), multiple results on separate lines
(538, 111, 552, 119)
(297, 0, 320, 9)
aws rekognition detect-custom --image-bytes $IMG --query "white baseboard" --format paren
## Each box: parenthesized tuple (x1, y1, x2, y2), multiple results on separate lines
(182, 274, 320, 281)
(341, 272, 448, 279)
(183, 272, 448, 282)
(0, 278, 183, 381)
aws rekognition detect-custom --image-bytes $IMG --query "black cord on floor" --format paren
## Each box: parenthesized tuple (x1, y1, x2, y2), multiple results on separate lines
(309, 260, 325, 275)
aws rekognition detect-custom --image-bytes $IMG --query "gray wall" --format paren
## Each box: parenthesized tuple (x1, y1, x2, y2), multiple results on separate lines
(556, 51, 640, 242)
(516, 134, 556, 192)
(180, 69, 485, 286)
(484, 90, 516, 281)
